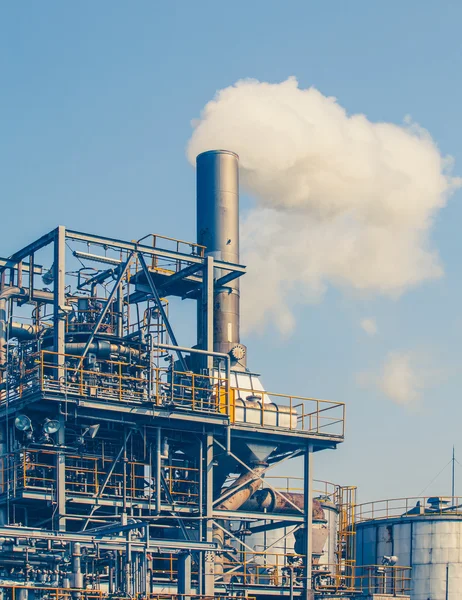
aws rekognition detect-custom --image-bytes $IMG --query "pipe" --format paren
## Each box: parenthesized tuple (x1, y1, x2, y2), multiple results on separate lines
(0, 286, 23, 367)
(8, 322, 42, 340)
(41, 339, 141, 360)
(71, 542, 83, 589)
(196, 150, 246, 364)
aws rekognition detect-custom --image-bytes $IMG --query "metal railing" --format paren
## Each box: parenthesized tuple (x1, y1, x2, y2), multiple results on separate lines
(2, 449, 200, 507)
(356, 495, 462, 522)
(8, 587, 103, 600)
(4, 350, 345, 437)
(226, 387, 345, 437)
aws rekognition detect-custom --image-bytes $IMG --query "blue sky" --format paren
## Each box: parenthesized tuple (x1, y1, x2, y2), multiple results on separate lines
(2, 1, 462, 504)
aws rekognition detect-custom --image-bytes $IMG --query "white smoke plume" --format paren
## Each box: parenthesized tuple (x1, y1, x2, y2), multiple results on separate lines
(360, 317, 378, 336)
(357, 351, 426, 407)
(188, 78, 460, 333)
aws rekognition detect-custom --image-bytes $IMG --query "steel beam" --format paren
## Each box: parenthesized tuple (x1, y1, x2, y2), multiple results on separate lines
(0, 258, 42, 275)
(0, 229, 55, 275)
(65, 229, 246, 273)
(159, 262, 204, 293)
(178, 552, 192, 599)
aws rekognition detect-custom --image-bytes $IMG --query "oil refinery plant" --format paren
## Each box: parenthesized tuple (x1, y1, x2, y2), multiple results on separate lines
(2, 148, 445, 600)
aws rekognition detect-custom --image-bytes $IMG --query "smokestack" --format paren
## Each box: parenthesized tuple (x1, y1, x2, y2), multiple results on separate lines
(196, 150, 246, 366)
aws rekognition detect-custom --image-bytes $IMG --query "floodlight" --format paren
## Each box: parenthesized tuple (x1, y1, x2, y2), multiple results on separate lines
(15, 415, 32, 432)
(81, 424, 100, 440)
(42, 419, 61, 435)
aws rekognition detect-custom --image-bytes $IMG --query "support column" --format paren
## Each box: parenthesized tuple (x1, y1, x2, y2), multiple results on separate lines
(203, 433, 215, 596)
(203, 256, 214, 372)
(303, 443, 313, 599)
(53, 226, 66, 378)
(178, 551, 192, 599)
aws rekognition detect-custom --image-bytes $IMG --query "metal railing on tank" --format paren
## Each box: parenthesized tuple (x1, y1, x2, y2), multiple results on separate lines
(310, 563, 411, 595)
(356, 495, 462, 522)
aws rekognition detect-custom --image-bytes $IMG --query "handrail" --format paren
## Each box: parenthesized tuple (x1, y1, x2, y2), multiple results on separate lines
(356, 495, 462, 522)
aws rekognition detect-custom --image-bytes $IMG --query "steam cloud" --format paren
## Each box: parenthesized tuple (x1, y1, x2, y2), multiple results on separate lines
(358, 351, 424, 407)
(360, 318, 378, 336)
(188, 78, 460, 333)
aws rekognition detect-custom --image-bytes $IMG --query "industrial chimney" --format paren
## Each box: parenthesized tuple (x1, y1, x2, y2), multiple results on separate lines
(196, 150, 246, 367)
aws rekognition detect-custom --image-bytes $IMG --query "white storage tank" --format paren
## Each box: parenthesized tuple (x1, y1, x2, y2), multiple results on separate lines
(317, 498, 339, 568)
(355, 497, 462, 599)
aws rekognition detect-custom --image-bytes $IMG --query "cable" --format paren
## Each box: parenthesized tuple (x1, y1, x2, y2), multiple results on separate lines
(417, 459, 452, 497)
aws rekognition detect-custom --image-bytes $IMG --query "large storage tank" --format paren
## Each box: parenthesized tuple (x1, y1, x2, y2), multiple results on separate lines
(355, 497, 462, 599)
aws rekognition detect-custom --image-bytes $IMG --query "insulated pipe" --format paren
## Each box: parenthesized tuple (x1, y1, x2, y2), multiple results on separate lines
(71, 542, 83, 589)
(213, 465, 266, 577)
(8, 322, 42, 340)
(196, 150, 245, 363)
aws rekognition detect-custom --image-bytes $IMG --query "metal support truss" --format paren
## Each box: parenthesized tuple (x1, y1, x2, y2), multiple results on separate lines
(138, 252, 188, 372)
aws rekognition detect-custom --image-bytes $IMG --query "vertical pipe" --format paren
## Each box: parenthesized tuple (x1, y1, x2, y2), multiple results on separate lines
(56, 413, 66, 531)
(203, 432, 215, 596)
(116, 286, 123, 338)
(198, 439, 204, 595)
(0, 421, 7, 525)
(71, 543, 83, 589)
(53, 226, 66, 377)
(303, 443, 313, 597)
(122, 430, 128, 523)
(155, 427, 161, 515)
(196, 150, 245, 364)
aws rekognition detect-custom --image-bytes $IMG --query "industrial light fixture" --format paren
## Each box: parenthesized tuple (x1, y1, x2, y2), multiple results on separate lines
(77, 423, 100, 446)
(42, 268, 54, 285)
(73, 250, 121, 266)
(14, 415, 32, 432)
(42, 418, 61, 435)
(40, 418, 61, 444)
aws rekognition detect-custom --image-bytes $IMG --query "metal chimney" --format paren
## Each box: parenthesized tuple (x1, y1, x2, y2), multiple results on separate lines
(196, 150, 246, 366)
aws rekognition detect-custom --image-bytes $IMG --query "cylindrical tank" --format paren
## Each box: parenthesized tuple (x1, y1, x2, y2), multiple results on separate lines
(355, 498, 462, 599)
(196, 150, 245, 363)
(318, 499, 339, 568)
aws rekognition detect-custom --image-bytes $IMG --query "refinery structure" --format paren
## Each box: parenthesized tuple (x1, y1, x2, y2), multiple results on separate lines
(1, 148, 458, 600)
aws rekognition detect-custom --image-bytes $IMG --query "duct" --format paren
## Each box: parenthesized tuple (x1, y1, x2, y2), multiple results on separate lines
(213, 442, 275, 579)
(242, 490, 326, 519)
(196, 150, 246, 365)
(213, 465, 266, 578)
